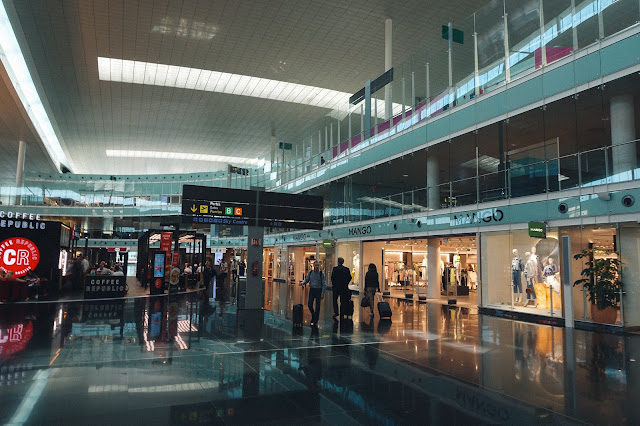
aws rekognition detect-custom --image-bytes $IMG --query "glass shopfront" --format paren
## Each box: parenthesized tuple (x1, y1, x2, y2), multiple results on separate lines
(360, 236, 477, 304)
(335, 241, 360, 292)
(563, 225, 622, 326)
(481, 228, 562, 317)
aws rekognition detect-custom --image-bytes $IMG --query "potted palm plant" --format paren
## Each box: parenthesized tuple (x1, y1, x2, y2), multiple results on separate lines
(573, 248, 622, 324)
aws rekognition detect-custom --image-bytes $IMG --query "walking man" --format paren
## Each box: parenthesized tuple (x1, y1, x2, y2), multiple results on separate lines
(302, 261, 326, 327)
(331, 257, 352, 319)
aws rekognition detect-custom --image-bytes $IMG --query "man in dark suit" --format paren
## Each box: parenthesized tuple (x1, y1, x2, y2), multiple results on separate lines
(331, 257, 352, 319)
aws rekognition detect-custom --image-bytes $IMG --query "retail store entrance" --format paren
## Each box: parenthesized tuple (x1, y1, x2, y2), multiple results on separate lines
(362, 235, 477, 306)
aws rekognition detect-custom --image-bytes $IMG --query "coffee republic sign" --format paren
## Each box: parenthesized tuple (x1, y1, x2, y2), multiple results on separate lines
(0, 211, 46, 230)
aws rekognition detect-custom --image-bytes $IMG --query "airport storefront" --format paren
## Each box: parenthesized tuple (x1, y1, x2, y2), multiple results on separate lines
(265, 189, 640, 331)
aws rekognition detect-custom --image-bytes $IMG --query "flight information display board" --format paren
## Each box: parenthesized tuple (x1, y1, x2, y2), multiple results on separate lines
(181, 185, 323, 230)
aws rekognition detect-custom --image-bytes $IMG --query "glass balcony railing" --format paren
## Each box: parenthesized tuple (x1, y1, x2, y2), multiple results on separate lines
(324, 139, 640, 226)
(3, 139, 639, 232)
(267, 0, 640, 189)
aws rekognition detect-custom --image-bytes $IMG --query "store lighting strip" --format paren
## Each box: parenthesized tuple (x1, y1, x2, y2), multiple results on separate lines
(0, 2, 70, 171)
(106, 149, 265, 166)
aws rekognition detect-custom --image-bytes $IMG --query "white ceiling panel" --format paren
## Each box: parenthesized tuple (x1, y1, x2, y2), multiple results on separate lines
(2, 0, 491, 176)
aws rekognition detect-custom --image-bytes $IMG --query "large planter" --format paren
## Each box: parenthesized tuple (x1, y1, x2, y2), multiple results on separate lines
(590, 304, 618, 324)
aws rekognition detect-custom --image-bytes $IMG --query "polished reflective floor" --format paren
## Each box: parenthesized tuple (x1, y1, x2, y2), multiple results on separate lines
(0, 285, 637, 425)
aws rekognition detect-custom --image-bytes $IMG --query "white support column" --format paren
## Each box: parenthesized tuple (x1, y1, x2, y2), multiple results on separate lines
(427, 154, 439, 209)
(539, 0, 547, 67)
(447, 22, 454, 108)
(598, 1, 604, 39)
(610, 94, 637, 177)
(270, 134, 275, 169)
(384, 18, 393, 120)
(15, 140, 26, 205)
(571, 0, 578, 50)
(426, 62, 431, 117)
(474, 14, 479, 96)
(427, 238, 441, 299)
(504, 12, 511, 83)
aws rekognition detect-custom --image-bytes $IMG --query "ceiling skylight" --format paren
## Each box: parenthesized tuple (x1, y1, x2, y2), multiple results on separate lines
(98, 57, 402, 118)
(0, 2, 70, 172)
(98, 57, 353, 110)
(106, 149, 265, 166)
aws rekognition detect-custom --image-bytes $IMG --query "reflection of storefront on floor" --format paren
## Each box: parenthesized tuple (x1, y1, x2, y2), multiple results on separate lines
(361, 236, 477, 305)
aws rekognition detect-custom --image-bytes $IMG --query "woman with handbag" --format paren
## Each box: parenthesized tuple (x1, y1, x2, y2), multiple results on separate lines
(364, 263, 380, 317)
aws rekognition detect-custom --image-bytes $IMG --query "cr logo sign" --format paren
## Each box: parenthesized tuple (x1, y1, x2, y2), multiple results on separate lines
(0, 237, 40, 277)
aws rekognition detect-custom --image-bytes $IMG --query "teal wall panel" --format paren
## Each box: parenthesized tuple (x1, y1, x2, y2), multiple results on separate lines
(601, 33, 640, 75)
(543, 63, 575, 98)
(574, 51, 601, 85)
(505, 77, 543, 111)
(475, 92, 504, 123)
(426, 115, 451, 142)
(450, 105, 476, 134)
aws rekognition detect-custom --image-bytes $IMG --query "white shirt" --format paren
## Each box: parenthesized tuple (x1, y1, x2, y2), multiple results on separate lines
(97, 267, 112, 276)
(112, 271, 124, 276)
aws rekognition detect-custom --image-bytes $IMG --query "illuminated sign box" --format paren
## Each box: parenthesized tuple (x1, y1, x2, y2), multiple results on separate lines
(181, 185, 323, 229)
(528, 222, 546, 238)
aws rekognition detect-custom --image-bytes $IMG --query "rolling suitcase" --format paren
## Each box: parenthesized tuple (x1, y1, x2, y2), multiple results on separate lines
(292, 282, 304, 327)
(377, 294, 392, 319)
(342, 299, 354, 318)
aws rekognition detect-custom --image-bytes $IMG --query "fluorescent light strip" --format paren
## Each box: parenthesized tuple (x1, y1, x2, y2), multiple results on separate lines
(106, 149, 265, 166)
(0, 3, 70, 171)
(98, 57, 402, 117)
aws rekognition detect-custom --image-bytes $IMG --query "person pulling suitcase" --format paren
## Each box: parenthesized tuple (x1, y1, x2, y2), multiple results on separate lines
(331, 257, 352, 320)
(364, 263, 381, 317)
(302, 261, 326, 327)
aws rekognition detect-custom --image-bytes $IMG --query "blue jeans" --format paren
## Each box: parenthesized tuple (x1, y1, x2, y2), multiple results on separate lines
(512, 270, 522, 293)
(308, 287, 322, 324)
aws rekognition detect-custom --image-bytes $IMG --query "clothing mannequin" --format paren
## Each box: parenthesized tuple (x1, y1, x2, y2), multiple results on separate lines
(511, 249, 524, 303)
(352, 251, 360, 284)
(524, 252, 538, 306)
(543, 258, 560, 293)
(453, 253, 461, 284)
(531, 247, 541, 277)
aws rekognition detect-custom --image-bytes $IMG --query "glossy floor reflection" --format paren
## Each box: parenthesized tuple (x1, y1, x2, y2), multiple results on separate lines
(0, 288, 638, 425)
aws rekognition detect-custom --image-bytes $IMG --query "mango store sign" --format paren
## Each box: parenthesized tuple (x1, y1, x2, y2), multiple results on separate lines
(0, 211, 46, 230)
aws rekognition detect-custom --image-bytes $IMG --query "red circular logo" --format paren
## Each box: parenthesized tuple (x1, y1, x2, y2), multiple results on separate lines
(154, 278, 163, 289)
(0, 238, 40, 278)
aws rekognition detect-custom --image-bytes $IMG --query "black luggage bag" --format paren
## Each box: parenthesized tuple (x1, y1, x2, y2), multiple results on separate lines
(377, 294, 392, 318)
(293, 281, 305, 327)
(342, 299, 354, 318)
(293, 304, 304, 327)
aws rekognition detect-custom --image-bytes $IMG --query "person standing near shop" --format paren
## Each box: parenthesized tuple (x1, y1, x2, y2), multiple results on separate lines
(302, 261, 326, 327)
(201, 260, 215, 298)
(331, 257, 352, 319)
(364, 263, 380, 317)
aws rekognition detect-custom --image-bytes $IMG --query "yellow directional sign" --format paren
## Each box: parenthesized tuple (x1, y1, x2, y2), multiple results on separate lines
(200, 205, 208, 214)
(190, 204, 197, 212)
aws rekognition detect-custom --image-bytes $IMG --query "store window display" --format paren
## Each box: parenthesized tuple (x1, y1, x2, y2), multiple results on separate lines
(481, 229, 562, 316)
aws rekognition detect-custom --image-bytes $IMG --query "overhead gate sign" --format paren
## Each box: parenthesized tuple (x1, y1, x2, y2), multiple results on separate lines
(181, 185, 324, 230)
